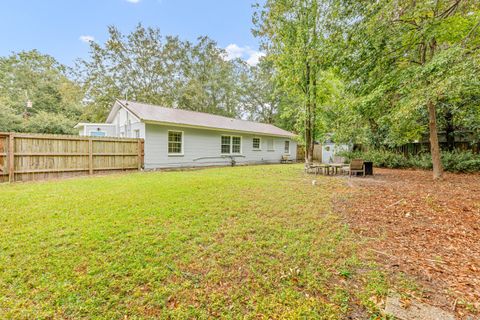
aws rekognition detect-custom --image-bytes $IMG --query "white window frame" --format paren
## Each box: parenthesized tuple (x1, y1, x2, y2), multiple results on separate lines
(134, 129, 140, 138)
(221, 135, 242, 155)
(168, 130, 184, 156)
(252, 137, 261, 151)
(267, 138, 275, 151)
(284, 140, 290, 154)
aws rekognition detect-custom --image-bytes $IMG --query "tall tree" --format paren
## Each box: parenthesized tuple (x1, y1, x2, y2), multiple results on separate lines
(77, 24, 245, 121)
(239, 59, 281, 124)
(177, 36, 242, 117)
(76, 25, 185, 121)
(254, 0, 340, 166)
(0, 50, 83, 134)
(329, 0, 480, 179)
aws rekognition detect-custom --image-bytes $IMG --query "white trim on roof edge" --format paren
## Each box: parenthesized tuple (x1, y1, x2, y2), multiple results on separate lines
(106, 100, 141, 123)
(74, 123, 116, 128)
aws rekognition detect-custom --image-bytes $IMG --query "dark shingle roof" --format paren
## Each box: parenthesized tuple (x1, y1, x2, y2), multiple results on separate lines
(111, 100, 295, 138)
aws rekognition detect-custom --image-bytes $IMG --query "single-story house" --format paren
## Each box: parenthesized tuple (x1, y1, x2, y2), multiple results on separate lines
(76, 100, 297, 169)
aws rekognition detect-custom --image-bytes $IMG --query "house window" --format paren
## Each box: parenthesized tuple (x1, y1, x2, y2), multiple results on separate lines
(168, 131, 183, 155)
(221, 136, 231, 154)
(134, 129, 140, 138)
(232, 137, 241, 153)
(221, 135, 242, 154)
(253, 137, 261, 150)
(284, 141, 290, 154)
(267, 138, 275, 151)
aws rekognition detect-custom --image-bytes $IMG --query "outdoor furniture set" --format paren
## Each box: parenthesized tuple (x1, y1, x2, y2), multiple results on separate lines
(305, 159, 368, 177)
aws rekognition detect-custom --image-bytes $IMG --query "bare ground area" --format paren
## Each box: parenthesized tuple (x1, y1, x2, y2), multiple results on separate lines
(334, 168, 480, 318)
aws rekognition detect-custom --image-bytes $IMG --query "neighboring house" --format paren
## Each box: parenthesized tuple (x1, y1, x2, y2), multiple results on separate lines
(76, 100, 297, 169)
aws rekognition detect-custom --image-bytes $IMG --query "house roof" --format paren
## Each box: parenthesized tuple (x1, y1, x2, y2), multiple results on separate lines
(107, 100, 296, 138)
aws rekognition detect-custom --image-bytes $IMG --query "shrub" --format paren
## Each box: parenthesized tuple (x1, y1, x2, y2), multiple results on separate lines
(338, 149, 480, 173)
(24, 111, 77, 135)
(441, 151, 480, 173)
(338, 149, 408, 168)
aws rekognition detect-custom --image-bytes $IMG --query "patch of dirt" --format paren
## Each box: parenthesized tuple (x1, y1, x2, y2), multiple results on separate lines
(334, 168, 480, 318)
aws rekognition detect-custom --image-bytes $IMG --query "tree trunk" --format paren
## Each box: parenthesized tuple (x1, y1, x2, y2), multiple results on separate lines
(305, 123, 313, 166)
(304, 62, 314, 167)
(427, 100, 443, 180)
(444, 109, 455, 151)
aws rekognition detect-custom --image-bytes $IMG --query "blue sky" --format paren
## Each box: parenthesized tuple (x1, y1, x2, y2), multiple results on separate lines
(0, 0, 263, 66)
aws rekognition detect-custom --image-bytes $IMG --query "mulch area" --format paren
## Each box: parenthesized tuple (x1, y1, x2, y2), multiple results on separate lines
(335, 168, 480, 317)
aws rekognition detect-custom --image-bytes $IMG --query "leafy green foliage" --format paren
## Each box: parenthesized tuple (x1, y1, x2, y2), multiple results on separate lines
(327, 0, 480, 148)
(0, 105, 22, 132)
(77, 25, 246, 122)
(0, 50, 83, 133)
(253, 0, 343, 162)
(340, 149, 480, 172)
(23, 111, 77, 134)
(239, 59, 280, 124)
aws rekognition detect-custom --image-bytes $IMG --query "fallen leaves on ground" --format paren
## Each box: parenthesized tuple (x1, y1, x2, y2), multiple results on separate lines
(336, 168, 480, 317)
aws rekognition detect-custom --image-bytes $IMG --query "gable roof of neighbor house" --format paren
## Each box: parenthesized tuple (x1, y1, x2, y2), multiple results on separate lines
(107, 100, 296, 138)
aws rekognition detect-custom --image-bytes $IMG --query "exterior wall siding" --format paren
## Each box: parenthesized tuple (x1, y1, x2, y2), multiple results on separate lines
(144, 123, 297, 169)
(81, 124, 117, 137)
(111, 107, 142, 138)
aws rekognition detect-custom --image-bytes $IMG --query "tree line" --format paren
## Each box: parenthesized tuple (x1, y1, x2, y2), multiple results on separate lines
(0, 24, 289, 134)
(254, 0, 480, 179)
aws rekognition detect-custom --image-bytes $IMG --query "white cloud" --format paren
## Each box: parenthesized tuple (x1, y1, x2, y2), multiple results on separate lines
(224, 44, 265, 66)
(79, 35, 95, 43)
(126, 0, 141, 3)
(246, 51, 266, 66)
(224, 44, 246, 60)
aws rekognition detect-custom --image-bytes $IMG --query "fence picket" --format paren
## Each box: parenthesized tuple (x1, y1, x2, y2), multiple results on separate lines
(0, 132, 144, 183)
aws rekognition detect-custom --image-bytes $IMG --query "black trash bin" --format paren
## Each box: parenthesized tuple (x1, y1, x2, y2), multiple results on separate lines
(364, 161, 373, 175)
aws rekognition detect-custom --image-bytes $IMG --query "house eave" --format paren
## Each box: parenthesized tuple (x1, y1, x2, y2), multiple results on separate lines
(142, 120, 296, 139)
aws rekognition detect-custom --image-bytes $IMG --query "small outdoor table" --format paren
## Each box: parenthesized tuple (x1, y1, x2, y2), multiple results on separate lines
(329, 163, 345, 175)
(317, 164, 331, 175)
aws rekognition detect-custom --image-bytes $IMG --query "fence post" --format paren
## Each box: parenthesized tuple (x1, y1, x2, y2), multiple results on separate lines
(8, 133, 15, 183)
(137, 140, 143, 170)
(88, 138, 93, 175)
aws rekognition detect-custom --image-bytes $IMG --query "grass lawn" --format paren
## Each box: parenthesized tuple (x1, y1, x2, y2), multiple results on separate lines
(0, 165, 385, 319)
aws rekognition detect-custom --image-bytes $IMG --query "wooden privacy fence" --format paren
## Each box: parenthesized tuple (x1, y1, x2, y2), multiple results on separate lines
(0, 132, 144, 183)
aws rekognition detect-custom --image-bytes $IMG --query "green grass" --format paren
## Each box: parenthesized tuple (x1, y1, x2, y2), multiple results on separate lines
(0, 165, 385, 319)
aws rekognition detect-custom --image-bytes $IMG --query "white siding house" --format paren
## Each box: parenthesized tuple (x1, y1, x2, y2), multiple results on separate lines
(76, 100, 297, 169)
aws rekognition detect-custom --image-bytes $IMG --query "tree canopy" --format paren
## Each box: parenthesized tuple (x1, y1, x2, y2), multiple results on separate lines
(255, 0, 480, 178)
(76, 25, 247, 121)
(0, 50, 83, 134)
(253, 0, 343, 163)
